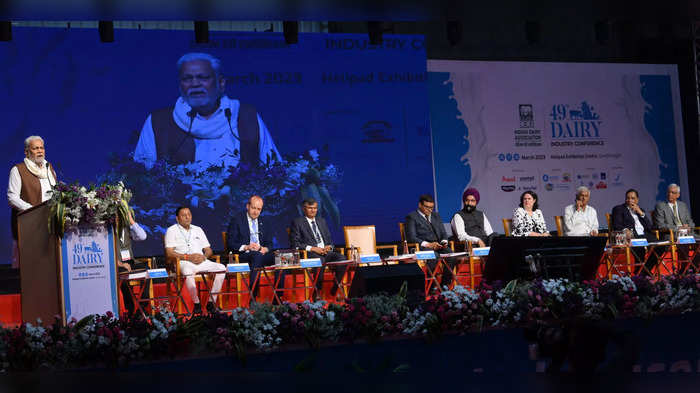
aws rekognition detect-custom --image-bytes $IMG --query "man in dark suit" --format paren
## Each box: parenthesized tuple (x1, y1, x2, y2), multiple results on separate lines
(226, 195, 282, 302)
(289, 197, 345, 297)
(611, 188, 660, 274)
(405, 194, 454, 288)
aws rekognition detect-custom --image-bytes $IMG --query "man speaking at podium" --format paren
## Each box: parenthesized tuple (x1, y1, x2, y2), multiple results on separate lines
(7, 136, 57, 268)
(133, 52, 281, 170)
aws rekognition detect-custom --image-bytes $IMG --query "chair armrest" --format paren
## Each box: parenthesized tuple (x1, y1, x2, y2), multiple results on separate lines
(406, 243, 420, 252)
(377, 244, 398, 256)
(218, 253, 240, 263)
(336, 247, 345, 255)
(135, 257, 153, 269)
(451, 240, 472, 252)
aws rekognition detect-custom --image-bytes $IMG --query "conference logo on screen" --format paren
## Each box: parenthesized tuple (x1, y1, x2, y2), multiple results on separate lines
(360, 121, 395, 143)
(501, 176, 516, 192)
(513, 104, 542, 148)
(549, 101, 603, 147)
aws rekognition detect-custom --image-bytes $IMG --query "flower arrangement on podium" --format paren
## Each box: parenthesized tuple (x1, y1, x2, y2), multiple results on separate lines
(47, 181, 133, 237)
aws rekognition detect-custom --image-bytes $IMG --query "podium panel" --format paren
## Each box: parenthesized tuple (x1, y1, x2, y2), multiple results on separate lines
(59, 227, 119, 321)
(18, 202, 119, 324)
(18, 203, 60, 324)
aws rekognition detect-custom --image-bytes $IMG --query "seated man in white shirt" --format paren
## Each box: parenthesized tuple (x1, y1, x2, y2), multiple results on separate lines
(563, 186, 599, 236)
(165, 206, 225, 315)
(451, 188, 498, 247)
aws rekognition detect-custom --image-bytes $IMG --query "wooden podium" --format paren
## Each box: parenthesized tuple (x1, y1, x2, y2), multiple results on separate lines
(17, 202, 61, 324)
(17, 202, 119, 324)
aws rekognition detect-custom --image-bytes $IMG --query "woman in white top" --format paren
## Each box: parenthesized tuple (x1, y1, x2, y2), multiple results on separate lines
(512, 191, 550, 237)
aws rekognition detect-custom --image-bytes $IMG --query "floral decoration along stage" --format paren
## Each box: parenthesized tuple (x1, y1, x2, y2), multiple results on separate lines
(47, 181, 134, 237)
(2, 274, 700, 372)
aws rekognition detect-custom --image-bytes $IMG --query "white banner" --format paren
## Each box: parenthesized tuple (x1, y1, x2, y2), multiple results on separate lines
(427, 60, 687, 232)
(60, 226, 118, 321)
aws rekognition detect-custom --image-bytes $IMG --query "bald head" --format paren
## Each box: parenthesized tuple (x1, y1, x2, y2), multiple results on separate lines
(246, 195, 263, 219)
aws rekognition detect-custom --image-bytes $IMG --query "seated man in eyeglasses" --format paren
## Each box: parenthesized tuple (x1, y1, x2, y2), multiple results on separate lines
(289, 198, 345, 298)
(406, 194, 455, 289)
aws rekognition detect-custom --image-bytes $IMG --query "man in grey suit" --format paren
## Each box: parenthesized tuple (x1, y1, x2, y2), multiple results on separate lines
(653, 183, 696, 265)
(405, 194, 454, 288)
(653, 183, 695, 233)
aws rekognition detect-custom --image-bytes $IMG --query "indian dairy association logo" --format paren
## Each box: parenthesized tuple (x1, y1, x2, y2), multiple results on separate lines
(501, 176, 516, 192)
(549, 101, 603, 146)
(519, 104, 534, 128)
(72, 241, 104, 265)
(513, 104, 542, 148)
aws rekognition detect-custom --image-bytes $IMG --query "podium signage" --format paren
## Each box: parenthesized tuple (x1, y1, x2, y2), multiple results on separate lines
(227, 263, 251, 273)
(60, 226, 118, 321)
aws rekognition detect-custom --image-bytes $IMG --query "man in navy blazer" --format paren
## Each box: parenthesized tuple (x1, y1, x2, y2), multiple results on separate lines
(289, 197, 345, 297)
(226, 195, 281, 301)
(611, 189, 654, 240)
(405, 194, 454, 288)
(611, 188, 661, 274)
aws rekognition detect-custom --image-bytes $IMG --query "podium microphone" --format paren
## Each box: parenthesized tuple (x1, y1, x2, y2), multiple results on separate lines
(224, 108, 241, 142)
(172, 109, 197, 159)
(225, 107, 267, 166)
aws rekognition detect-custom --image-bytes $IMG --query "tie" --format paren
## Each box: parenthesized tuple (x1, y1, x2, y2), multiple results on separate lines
(672, 203, 681, 226)
(425, 214, 431, 223)
(251, 219, 259, 244)
(311, 220, 322, 244)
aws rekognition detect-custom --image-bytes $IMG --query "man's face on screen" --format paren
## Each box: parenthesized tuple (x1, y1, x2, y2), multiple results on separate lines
(179, 59, 224, 110)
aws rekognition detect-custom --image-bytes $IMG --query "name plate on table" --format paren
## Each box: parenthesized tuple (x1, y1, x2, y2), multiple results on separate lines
(147, 268, 168, 278)
(227, 263, 251, 273)
(472, 247, 490, 256)
(630, 238, 649, 247)
(300, 258, 322, 268)
(127, 271, 147, 280)
(415, 251, 437, 260)
(678, 236, 696, 244)
(360, 254, 381, 263)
